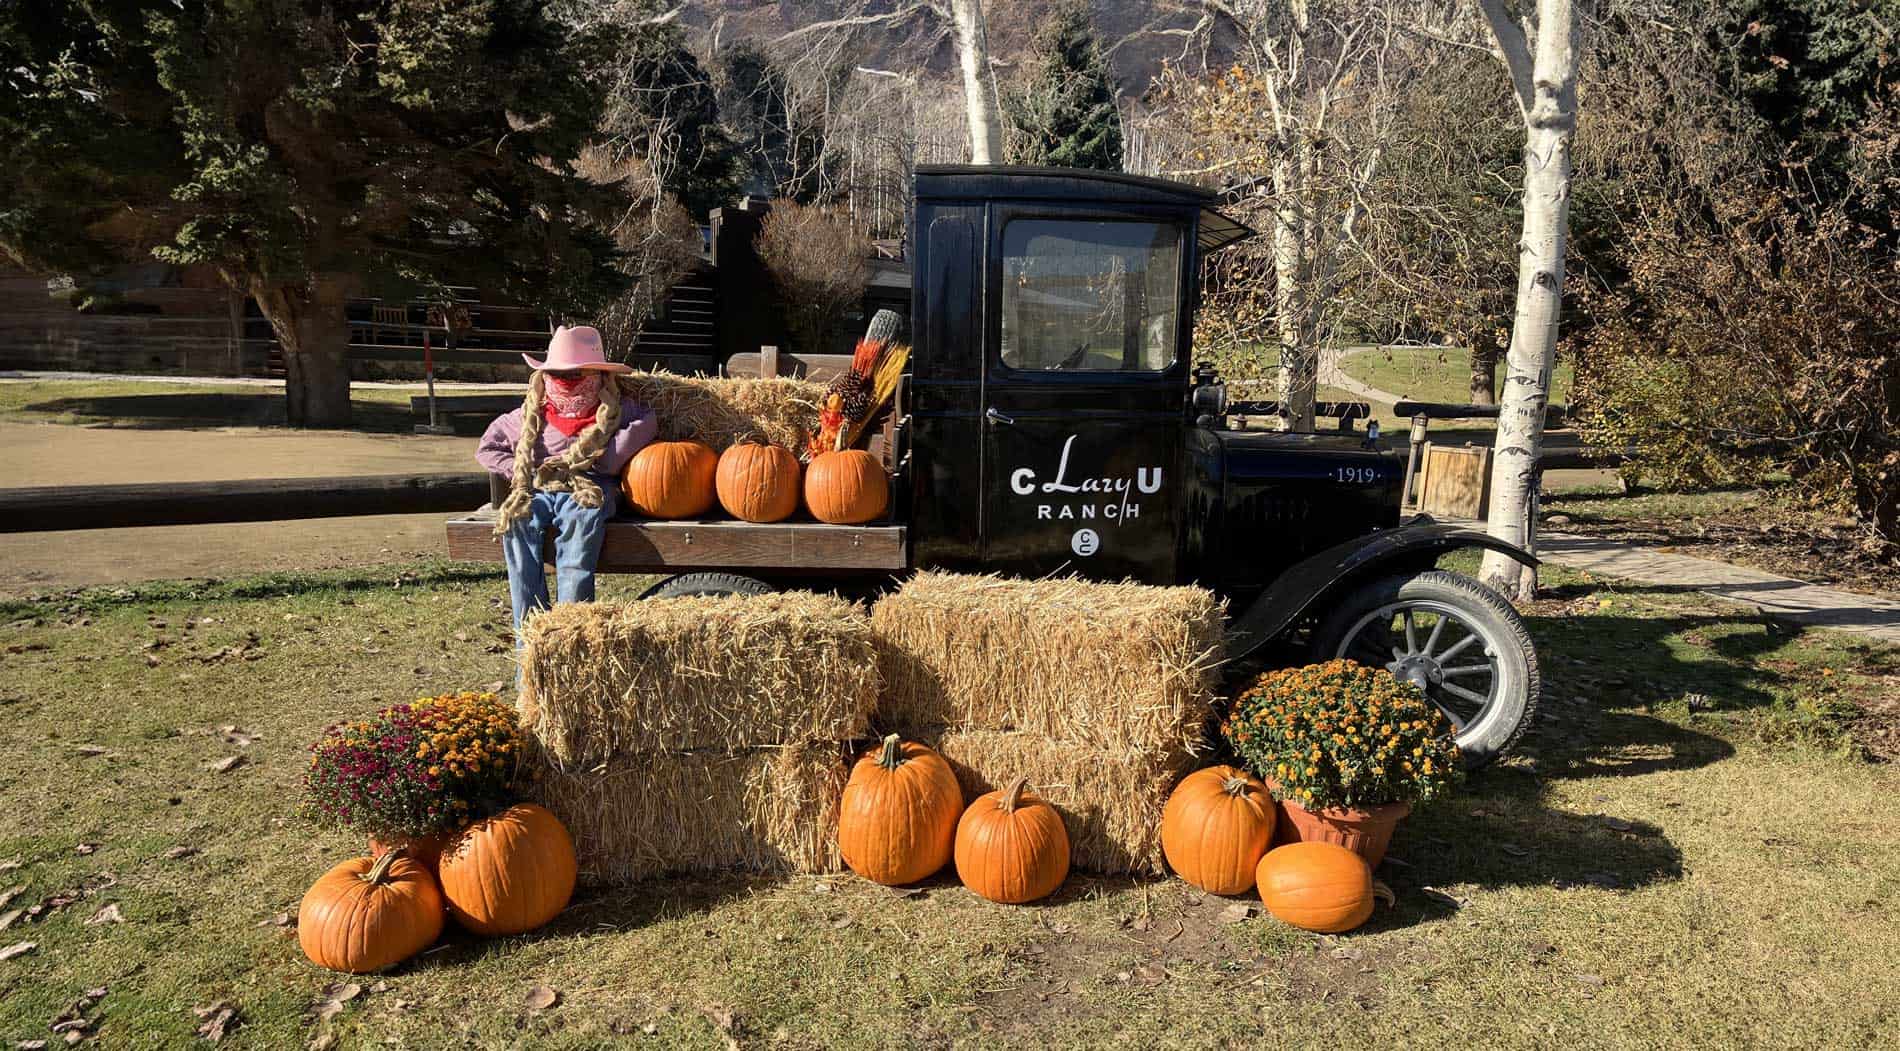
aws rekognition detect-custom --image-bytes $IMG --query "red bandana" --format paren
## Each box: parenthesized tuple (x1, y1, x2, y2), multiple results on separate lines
(542, 373, 602, 438)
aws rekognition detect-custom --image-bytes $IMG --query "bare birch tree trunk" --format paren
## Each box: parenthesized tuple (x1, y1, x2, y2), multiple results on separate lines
(1478, 0, 1585, 600)
(948, 0, 1003, 164)
(1270, 154, 1318, 431)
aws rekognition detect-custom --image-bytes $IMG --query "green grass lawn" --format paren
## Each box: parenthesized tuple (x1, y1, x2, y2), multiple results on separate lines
(1, 558, 1895, 1048)
(0, 380, 426, 433)
(1337, 346, 1576, 407)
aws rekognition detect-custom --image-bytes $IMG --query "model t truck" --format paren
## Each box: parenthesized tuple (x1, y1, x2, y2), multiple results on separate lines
(449, 166, 1541, 766)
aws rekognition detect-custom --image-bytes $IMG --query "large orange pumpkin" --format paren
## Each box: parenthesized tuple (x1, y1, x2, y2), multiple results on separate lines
(622, 441, 718, 519)
(804, 449, 888, 524)
(298, 848, 445, 974)
(438, 803, 577, 936)
(1256, 842, 1374, 933)
(715, 441, 801, 523)
(954, 776, 1070, 904)
(1161, 765, 1276, 895)
(839, 734, 964, 886)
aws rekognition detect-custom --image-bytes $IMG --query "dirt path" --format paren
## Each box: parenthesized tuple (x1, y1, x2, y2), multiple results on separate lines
(1, 420, 486, 595)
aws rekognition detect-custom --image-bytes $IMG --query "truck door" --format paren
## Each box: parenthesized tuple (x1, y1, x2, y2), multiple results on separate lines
(980, 214, 1191, 584)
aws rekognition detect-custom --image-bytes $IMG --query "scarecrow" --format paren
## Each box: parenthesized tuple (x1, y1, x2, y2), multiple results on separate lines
(477, 325, 656, 640)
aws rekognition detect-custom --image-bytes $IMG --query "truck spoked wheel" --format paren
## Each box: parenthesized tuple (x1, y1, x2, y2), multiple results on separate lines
(1312, 570, 1540, 769)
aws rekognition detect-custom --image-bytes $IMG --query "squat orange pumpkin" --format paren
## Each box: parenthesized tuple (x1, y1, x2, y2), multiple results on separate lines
(954, 776, 1070, 904)
(1256, 841, 1374, 933)
(298, 848, 445, 974)
(438, 803, 577, 936)
(1161, 765, 1276, 895)
(804, 449, 888, 524)
(839, 734, 964, 886)
(623, 440, 717, 519)
(715, 441, 801, 523)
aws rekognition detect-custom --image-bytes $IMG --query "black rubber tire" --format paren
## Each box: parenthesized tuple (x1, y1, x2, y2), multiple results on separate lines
(1311, 570, 1540, 769)
(638, 572, 777, 600)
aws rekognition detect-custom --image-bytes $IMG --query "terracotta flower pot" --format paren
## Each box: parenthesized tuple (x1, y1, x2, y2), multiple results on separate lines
(368, 831, 451, 875)
(1263, 777, 1410, 867)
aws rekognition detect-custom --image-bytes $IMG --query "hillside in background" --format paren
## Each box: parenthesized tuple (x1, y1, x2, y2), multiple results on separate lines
(671, 0, 1240, 97)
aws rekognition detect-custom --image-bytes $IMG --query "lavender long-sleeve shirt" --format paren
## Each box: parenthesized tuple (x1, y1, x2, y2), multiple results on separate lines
(476, 397, 658, 498)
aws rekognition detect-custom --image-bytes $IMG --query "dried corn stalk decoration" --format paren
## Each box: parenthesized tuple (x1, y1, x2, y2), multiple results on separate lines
(810, 309, 907, 458)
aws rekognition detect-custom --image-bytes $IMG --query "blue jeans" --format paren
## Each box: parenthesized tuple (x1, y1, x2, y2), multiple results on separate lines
(502, 490, 612, 646)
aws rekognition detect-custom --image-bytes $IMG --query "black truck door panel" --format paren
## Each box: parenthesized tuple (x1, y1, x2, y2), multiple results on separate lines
(979, 213, 1193, 584)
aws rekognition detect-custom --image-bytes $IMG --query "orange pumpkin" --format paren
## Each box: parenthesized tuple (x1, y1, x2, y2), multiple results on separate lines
(298, 848, 445, 974)
(804, 449, 888, 524)
(438, 803, 577, 936)
(1255, 842, 1374, 933)
(622, 440, 718, 519)
(954, 776, 1070, 904)
(1161, 765, 1276, 895)
(715, 441, 801, 523)
(839, 734, 964, 886)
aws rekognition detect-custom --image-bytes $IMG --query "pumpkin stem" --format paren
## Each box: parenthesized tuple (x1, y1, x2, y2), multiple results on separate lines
(1221, 775, 1252, 797)
(361, 845, 407, 886)
(875, 734, 904, 771)
(999, 775, 1030, 813)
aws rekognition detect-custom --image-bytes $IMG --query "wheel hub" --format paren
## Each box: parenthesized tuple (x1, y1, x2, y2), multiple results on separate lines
(1390, 654, 1442, 691)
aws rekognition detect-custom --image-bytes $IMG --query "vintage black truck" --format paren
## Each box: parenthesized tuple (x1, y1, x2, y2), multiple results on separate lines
(449, 165, 1540, 765)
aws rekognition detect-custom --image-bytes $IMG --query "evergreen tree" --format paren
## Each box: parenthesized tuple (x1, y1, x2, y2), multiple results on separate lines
(1003, 2, 1124, 171)
(593, 16, 741, 218)
(0, 0, 624, 427)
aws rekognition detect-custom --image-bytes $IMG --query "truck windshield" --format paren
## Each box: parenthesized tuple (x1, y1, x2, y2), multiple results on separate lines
(1000, 219, 1181, 373)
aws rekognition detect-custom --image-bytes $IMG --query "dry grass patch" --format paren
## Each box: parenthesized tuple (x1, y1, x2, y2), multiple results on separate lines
(615, 373, 821, 452)
(871, 572, 1225, 753)
(519, 593, 879, 769)
(533, 743, 849, 884)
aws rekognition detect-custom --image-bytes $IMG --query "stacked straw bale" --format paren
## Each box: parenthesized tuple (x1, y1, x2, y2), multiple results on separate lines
(614, 373, 821, 453)
(519, 592, 875, 883)
(870, 573, 1227, 876)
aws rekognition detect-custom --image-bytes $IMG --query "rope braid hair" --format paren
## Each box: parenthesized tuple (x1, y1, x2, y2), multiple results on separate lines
(491, 371, 625, 536)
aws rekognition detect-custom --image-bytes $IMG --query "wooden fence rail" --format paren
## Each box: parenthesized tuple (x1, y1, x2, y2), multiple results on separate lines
(0, 474, 490, 533)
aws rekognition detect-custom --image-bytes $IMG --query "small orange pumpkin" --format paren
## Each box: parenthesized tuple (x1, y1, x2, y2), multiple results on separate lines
(1256, 841, 1374, 933)
(1161, 765, 1276, 895)
(839, 734, 964, 886)
(438, 803, 577, 936)
(622, 440, 718, 519)
(298, 848, 445, 974)
(804, 448, 888, 524)
(715, 441, 801, 523)
(954, 776, 1070, 904)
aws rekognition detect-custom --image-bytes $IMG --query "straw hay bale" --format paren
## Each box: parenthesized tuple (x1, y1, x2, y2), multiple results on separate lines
(871, 572, 1227, 753)
(615, 373, 821, 452)
(520, 593, 880, 769)
(920, 730, 1193, 877)
(532, 743, 849, 884)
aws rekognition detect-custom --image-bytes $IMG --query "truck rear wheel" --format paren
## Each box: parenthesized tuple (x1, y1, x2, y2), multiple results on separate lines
(639, 573, 776, 599)
(1311, 570, 1540, 769)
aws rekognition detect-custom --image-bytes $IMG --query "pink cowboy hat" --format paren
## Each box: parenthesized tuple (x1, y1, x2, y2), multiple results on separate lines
(522, 325, 631, 373)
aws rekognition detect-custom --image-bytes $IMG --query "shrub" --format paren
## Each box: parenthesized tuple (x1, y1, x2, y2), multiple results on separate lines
(303, 692, 526, 839)
(755, 201, 868, 354)
(1222, 660, 1461, 810)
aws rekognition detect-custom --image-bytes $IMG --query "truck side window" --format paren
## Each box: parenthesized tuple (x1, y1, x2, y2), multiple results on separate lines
(1000, 220, 1181, 373)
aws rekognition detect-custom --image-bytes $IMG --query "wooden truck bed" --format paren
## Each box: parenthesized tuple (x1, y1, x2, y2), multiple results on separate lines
(445, 508, 908, 574)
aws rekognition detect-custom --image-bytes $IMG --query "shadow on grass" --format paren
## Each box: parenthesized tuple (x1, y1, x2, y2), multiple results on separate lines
(0, 560, 505, 618)
(20, 393, 486, 435)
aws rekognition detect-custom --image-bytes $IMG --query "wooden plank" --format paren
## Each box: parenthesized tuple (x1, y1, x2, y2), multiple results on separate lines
(0, 474, 491, 533)
(445, 514, 908, 573)
(1418, 445, 1490, 521)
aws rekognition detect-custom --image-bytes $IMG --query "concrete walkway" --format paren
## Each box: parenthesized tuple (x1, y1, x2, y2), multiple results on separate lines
(1539, 534, 1900, 644)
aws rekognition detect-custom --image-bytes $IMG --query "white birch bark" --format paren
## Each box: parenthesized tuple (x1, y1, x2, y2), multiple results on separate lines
(948, 0, 1003, 164)
(1477, 0, 1584, 600)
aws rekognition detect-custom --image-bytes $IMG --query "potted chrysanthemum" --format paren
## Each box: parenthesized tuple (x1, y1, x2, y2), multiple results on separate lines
(1223, 659, 1460, 865)
(303, 691, 527, 872)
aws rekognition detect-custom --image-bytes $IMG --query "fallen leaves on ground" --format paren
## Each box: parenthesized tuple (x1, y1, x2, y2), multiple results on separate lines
(193, 1002, 238, 1043)
(0, 886, 22, 911)
(0, 941, 38, 961)
(163, 846, 198, 861)
(49, 986, 107, 1044)
(204, 756, 244, 774)
(83, 903, 123, 926)
(72, 844, 96, 856)
(523, 985, 559, 1011)
(1217, 902, 1255, 924)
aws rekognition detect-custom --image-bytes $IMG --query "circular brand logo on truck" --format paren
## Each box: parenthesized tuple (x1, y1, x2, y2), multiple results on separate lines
(1071, 528, 1100, 557)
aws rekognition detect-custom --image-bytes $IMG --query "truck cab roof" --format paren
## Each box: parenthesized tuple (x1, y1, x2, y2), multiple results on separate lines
(913, 165, 1254, 253)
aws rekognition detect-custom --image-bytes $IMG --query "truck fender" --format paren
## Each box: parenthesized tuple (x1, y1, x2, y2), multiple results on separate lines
(1223, 517, 1538, 664)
